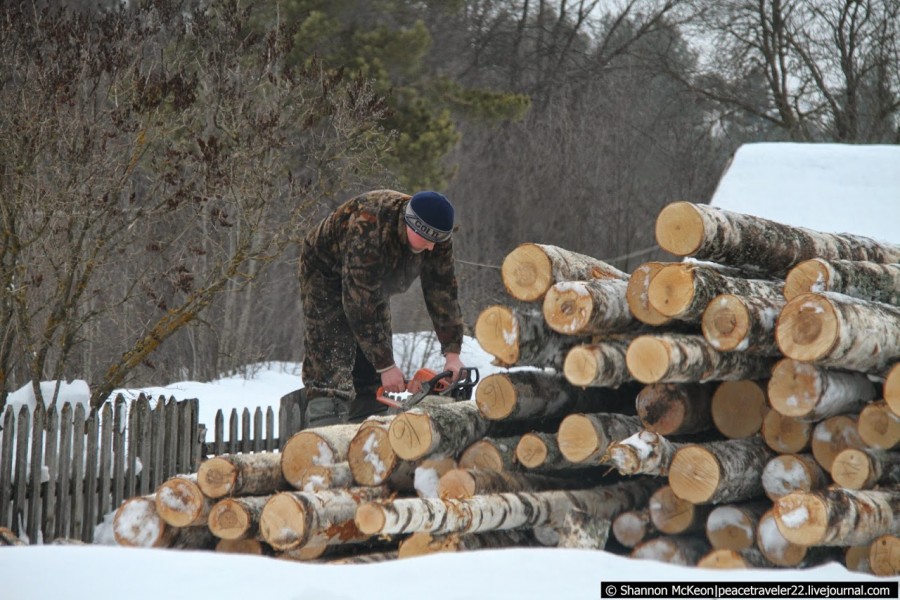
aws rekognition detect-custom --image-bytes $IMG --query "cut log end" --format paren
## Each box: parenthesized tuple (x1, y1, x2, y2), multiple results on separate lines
(697, 549, 751, 569)
(474, 373, 517, 420)
(208, 499, 251, 540)
(197, 457, 238, 499)
(259, 494, 305, 551)
(608, 445, 640, 475)
(655, 201, 705, 257)
(702, 294, 750, 352)
(348, 425, 396, 486)
(650, 486, 698, 535)
(775, 293, 839, 362)
(784, 259, 831, 301)
(626, 262, 672, 326)
(761, 409, 812, 454)
(557, 414, 604, 463)
(388, 412, 435, 461)
(438, 469, 476, 500)
(155, 478, 205, 528)
(459, 440, 505, 472)
(355, 503, 386, 536)
(668, 446, 721, 504)
(515, 433, 549, 469)
(869, 535, 900, 577)
(768, 359, 821, 418)
(858, 402, 900, 450)
(773, 492, 828, 546)
(830, 449, 875, 490)
(543, 283, 594, 335)
(501, 244, 553, 302)
(474, 306, 519, 365)
(626, 336, 670, 384)
(712, 380, 767, 439)
(648, 263, 696, 318)
(563, 345, 599, 387)
(884, 364, 900, 418)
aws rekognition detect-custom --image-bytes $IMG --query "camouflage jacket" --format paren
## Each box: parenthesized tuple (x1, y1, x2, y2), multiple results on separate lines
(302, 190, 464, 371)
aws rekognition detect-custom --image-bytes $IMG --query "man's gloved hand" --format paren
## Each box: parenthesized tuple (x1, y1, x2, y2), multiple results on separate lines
(380, 365, 407, 394)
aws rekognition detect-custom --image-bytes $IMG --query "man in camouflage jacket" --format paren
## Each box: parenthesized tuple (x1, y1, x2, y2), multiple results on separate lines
(299, 189, 465, 426)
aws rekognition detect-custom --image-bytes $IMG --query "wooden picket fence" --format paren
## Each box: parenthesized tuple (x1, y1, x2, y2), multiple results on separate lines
(0, 392, 304, 544)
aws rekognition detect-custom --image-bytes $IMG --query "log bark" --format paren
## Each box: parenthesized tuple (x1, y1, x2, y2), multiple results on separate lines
(811, 415, 864, 472)
(668, 437, 774, 504)
(776, 291, 900, 372)
(858, 401, 900, 450)
(784, 258, 900, 305)
(355, 478, 659, 537)
(648, 262, 782, 322)
(697, 548, 774, 569)
(501, 243, 627, 302)
(542, 279, 636, 335)
(886, 363, 900, 417)
(557, 412, 644, 464)
(294, 462, 354, 492)
(413, 457, 459, 498)
(198, 451, 288, 499)
(705, 501, 769, 551)
(474, 305, 586, 368)
(654, 201, 900, 276)
(563, 341, 634, 389)
(626, 333, 774, 384)
(215, 538, 273, 555)
(626, 262, 673, 326)
(631, 535, 710, 566)
(554, 510, 612, 549)
(869, 535, 900, 577)
(281, 424, 362, 489)
(702, 293, 783, 354)
(611, 509, 657, 549)
(398, 530, 535, 559)
(258, 486, 389, 551)
(774, 488, 900, 546)
(388, 400, 490, 461)
(475, 371, 582, 421)
(208, 496, 269, 540)
(761, 409, 812, 454)
(711, 380, 768, 439)
(437, 468, 580, 500)
(325, 550, 399, 564)
(767, 358, 876, 421)
(154, 474, 212, 528)
(761, 454, 828, 501)
(649, 485, 713, 536)
(635, 383, 715, 436)
(458, 436, 519, 472)
(830, 448, 900, 490)
(607, 430, 681, 477)
(515, 432, 579, 471)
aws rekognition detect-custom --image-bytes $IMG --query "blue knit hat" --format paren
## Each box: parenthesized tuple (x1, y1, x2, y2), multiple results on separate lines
(405, 191, 454, 243)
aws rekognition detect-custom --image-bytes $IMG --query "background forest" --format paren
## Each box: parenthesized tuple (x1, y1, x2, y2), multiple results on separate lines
(1, 0, 898, 409)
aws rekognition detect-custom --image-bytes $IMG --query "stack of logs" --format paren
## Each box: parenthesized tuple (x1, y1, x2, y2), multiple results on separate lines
(110, 201, 900, 576)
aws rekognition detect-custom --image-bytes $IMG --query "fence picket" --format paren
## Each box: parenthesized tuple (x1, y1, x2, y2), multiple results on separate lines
(241, 408, 251, 454)
(42, 406, 60, 542)
(137, 396, 151, 496)
(0, 407, 15, 527)
(265, 407, 275, 452)
(214, 410, 224, 457)
(228, 410, 238, 454)
(70, 404, 86, 540)
(56, 404, 73, 540)
(12, 406, 30, 538)
(82, 409, 99, 542)
(253, 407, 263, 453)
(177, 400, 190, 473)
(112, 398, 127, 510)
(97, 403, 113, 524)
(189, 399, 200, 471)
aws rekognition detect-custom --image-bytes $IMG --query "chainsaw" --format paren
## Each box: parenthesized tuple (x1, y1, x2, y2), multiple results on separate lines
(375, 367, 479, 411)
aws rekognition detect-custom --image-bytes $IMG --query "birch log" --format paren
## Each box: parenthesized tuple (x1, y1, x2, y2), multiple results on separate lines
(635, 382, 715, 436)
(711, 380, 768, 439)
(208, 496, 269, 540)
(844, 544, 874, 574)
(515, 432, 579, 471)
(563, 341, 634, 388)
(556, 412, 644, 464)
(767, 359, 876, 421)
(626, 262, 673, 326)
(437, 468, 581, 500)
(154, 474, 212, 528)
(113, 496, 172, 548)
(761, 409, 812, 454)
(474, 305, 586, 368)
(701, 293, 783, 354)
(668, 438, 774, 504)
(607, 430, 681, 476)
(698, 548, 774, 569)
(294, 463, 354, 492)
(199, 452, 288, 499)
(542, 279, 636, 335)
(830, 448, 900, 490)
(611, 509, 657, 549)
(458, 436, 520, 472)
(705, 501, 769, 551)
(648, 262, 782, 322)
(756, 509, 813, 568)
(475, 371, 585, 421)
(857, 401, 900, 450)
(281, 424, 364, 489)
(626, 334, 774, 384)
(811, 415, 865, 473)
(388, 400, 490, 461)
(761, 454, 828, 501)
(357, 479, 658, 537)
(654, 201, 900, 275)
(886, 363, 900, 417)
(414, 458, 459, 498)
(631, 536, 710, 566)
(398, 530, 536, 559)
(869, 535, 900, 577)
(215, 538, 273, 556)
(649, 485, 712, 536)
(776, 292, 900, 372)
(784, 258, 900, 305)
(347, 418, 408, 487)
(774, 488, 900, 546)
(501, 243, 626, 302)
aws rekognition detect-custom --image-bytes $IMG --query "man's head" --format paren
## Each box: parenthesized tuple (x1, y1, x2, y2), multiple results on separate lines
(404, 191, 454, 253)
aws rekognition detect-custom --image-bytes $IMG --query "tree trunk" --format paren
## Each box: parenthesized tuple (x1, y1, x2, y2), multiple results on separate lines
(293, 462, 354, 492)
(635, 382, 715, 436)
(198, 451, 287, 499)
(515, 432, 579, 471)
(785, 258, 900, 305)
(607, 430, 681, 476)
(886, 362, 900, 417)
(281, 423, 365, 489)
(542, 279, 636, 335)
(858, 400, 900, 450)
(215, 538, 273, 555)
(774, 488, 900, 546)
(655, 201, 900, 276)
(811, 415, 864, 472)
(776, 292, 900, 372)
(437, 468, 582, 500)
(649, 485, 713, 536)
(154, 474, 212, 528)
(648, 262, 782, 322)
(626, 262, 673, 326)
(458, 436, 520, 473)
(611, 509, 657, 549)
(208, 495, 269, 540)
(474, 305, 586, 368)
(668, 437, 774, 504)
(761, 454, 828, 501)
(258, 486, 389, 551)
(711, 380, 768, 439)
(830, 448, 900, 490)
(355, 479, 659, 537)
(631, 535, 710, 566)
(869, 535, 900, 577)
(557, 412, 644, 464)
(705, 501, 769, 551)
(698, 548, 774, 569)
(501, 243, 626, 302)
(626, 333, 774, 384)
(398, 530, 535, 559)
(768, 358, 876, 421)
(702, 293, 783, 354)
(413, 457, 459, 498)
(563, 341, 633, 388)
(761, 408, 812, 454)
(388, 400, 490, 461)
